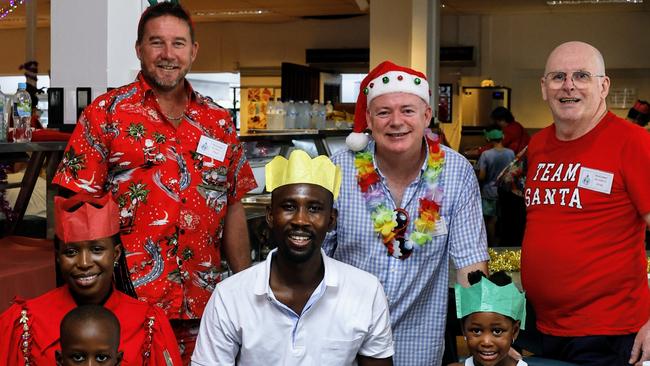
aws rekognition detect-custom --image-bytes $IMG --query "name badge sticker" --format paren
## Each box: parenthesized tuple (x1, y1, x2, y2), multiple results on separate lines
(197, 135, 228, 162)
(577, 167, 614, 194)
(433, 216, 448, 237)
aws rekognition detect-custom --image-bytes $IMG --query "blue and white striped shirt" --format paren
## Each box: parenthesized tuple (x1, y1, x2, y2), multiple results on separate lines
(323, 140, 489, 366)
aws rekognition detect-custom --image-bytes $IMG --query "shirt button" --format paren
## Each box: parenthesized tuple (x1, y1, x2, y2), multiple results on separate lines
(180, 229, 186, 235)
(181, 198, 187, 204)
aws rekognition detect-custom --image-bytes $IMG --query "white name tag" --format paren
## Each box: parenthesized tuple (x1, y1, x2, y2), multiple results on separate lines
(197, 135, 227, 162)
(433, 217, 448, 236)
(577, 167, 614, 194)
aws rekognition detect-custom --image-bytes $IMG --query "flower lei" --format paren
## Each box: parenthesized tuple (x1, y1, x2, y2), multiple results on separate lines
(355, 134, 445, 259)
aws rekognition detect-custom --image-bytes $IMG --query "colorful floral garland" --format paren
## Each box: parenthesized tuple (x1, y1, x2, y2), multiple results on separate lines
(355, 134, 445, 259)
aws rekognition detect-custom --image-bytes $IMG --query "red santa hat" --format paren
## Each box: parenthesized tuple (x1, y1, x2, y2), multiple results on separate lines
(55, 193, 120, 243)
(346, 60, 431, 151)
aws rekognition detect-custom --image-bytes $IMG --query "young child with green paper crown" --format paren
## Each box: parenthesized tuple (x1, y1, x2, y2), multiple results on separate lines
(452, 271, 527, 366)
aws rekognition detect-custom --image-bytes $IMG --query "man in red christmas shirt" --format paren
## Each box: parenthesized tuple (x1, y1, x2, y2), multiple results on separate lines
(521, 41, 650, 366)
(53, 3, 257, 362)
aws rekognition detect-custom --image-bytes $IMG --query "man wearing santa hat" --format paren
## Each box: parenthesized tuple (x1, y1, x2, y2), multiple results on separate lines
(322, 61, 489, 365)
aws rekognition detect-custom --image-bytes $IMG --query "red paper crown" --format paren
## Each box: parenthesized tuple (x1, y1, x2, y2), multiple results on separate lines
(632, 100, 650, 115)
(55, 194, 120, 243)
(352, 61, 430, 133)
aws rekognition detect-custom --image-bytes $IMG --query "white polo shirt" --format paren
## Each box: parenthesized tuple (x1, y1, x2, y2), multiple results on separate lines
(191, 249, 394, 366)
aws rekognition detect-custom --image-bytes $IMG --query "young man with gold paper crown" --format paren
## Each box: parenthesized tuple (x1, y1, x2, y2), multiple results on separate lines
(192, 150, 394, 365)
(0, 193, 181, 365)
(322, 61, 489, 365)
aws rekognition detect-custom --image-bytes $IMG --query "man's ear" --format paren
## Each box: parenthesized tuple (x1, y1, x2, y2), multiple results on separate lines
(328, 208, 338, 232)
(55, 350, 63, 366)
(265, 205, 273, 229)
(540, 77, 548, 101)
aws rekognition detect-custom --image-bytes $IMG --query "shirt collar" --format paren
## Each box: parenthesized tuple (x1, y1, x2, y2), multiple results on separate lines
(253, 248, 339, 297)
(368, 137, 430, 178)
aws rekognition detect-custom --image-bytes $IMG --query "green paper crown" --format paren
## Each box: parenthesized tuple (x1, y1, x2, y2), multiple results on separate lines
(455, 277, 527, 329)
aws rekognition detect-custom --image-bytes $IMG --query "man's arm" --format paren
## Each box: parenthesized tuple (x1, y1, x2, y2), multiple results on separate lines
(358, 356, 392, 366)
(628, 212, 650, 366)
(449, 157, 490, 286)
(191, 290, 240, 366)
(456, 261, 489, 287)
(221, 201, 251, 273)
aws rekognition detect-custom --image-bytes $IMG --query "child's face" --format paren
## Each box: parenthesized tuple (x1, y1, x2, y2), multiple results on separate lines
(463, 312, 520, 366)
(56, 321, 122, 366)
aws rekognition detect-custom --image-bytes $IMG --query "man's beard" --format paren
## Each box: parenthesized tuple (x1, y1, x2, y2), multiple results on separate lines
(141, 62, 190, 92)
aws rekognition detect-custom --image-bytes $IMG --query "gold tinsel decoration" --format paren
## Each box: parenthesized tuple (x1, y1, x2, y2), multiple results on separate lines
(488, 248, 521, 273)
(488, 248, 650, 274)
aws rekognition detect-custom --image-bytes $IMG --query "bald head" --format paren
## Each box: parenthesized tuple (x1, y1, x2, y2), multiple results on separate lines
(541, 41, 611, 140)
(60, 305, 120, 348)
(545, 41, 606, 76)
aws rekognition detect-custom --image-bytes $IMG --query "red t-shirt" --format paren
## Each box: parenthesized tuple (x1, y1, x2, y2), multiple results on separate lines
(53, 74, 257, 319)
(0, 286, 182, 365)
(502, 120, 530, 154)
(522, 112, 650, 336)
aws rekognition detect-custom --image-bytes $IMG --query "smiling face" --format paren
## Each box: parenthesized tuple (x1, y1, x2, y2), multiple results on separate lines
(56, 318, 122, 366)
(366, 92, 431, 158)
(541, 41, 610, 130)
(57, 237, 121, 305)
(267, 184, 337, 264)
(463, 312, 520, 366)
(136, 15, 198, 94)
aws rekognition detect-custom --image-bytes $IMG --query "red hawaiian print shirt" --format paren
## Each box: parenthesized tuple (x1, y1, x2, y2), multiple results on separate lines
(53, 73, 257, 319)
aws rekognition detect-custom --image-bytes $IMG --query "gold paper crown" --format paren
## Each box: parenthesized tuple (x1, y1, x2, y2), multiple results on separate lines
(265, 150, 341, 199)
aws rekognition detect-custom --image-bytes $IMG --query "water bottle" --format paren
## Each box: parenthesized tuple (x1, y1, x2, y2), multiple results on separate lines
(0, 87, 7, 142)
(275, 99, 285, 129)
(13, 82, 32, 143)
(297, 101, 310, 129)
(285, 100, 297, 129)
(310, 100, 320, 129)
(318, 101, 327, 129)
(325, 100, 335, 129)
(325, 100, 334, 116)
(265, 99, 277, 130)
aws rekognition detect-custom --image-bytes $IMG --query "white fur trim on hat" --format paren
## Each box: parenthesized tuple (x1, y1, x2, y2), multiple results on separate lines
(365, 70, 430, 105)
(346, 132, 370, 152)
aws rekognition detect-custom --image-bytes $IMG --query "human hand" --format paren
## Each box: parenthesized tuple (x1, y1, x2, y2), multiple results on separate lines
(630, 317, 650, 365)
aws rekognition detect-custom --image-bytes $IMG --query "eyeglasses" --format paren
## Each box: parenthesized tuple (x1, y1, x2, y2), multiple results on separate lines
(544, 71, 605, 90)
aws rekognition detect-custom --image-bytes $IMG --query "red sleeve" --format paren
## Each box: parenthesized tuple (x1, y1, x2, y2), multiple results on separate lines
(0, 303, 27, 366)
(148, 307, 182, 366)
(621, 128, 650, 216)
(52, 102, 111, 193)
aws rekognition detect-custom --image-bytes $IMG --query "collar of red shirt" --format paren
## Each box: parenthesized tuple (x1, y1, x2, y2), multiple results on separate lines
(136, 71, 203, 106)
(31, 285, 123, 350)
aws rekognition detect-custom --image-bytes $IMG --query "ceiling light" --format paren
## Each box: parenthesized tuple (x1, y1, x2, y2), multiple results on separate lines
(194, 9, 270, 17)
(547, 0, 642, 4)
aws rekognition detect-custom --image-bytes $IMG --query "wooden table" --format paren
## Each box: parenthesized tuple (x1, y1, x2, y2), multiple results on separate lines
(0, 141, 67, 238)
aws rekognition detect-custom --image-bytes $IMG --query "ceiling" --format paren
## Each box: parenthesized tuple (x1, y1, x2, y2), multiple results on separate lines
(0, 0, 647, 29)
